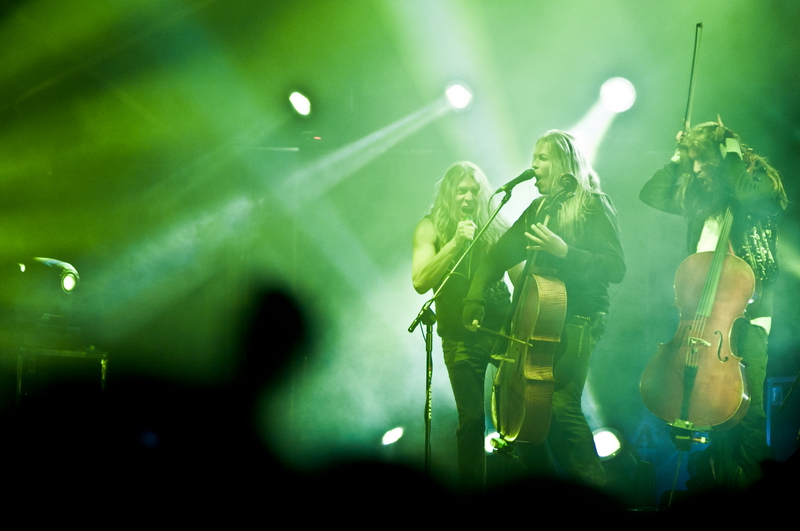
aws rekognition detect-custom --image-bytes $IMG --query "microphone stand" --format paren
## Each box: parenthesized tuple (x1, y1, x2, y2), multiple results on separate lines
(408, 189, 514, 475)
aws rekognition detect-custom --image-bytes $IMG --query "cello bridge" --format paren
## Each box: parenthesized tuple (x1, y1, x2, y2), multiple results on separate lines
(687, 336, 711, 348)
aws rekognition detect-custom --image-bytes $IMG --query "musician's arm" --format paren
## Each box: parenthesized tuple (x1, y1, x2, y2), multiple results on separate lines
(560, 195, 626, 285)
(412, 217, 457, 294)
(462, 212, 527, 328)
(639, 162, 684, 215)
(720, 142, 783, 216)
(507, 262, 525, 288)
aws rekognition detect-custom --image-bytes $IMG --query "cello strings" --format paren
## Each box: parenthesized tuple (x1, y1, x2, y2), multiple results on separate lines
(685, 208, 733, 369)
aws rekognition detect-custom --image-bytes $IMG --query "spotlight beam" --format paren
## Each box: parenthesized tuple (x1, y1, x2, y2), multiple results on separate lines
(568, 78, 635, 166)
(280, 97, 451, 203)
(568, 101, 614, 166)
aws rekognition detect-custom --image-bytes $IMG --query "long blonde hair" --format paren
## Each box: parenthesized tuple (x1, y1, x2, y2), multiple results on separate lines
(534, 130, 601, 242)
(429, 161, 506, 253)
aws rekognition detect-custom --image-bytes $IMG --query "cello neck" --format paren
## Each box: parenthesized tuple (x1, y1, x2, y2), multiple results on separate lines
(696, 207, 734, 318)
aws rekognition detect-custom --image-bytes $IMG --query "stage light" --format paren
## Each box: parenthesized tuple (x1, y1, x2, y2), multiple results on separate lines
(289, 91, 311, 116)
(591, 426, 656, 507)
(485, 431, 500, 453)
(593, 427, 623, 460)
(600, 77, 636, 113)
(382, 427, 404, 445)
(62, 271, 78, 292)
(445, 83, 472, 109)
(34, 257, 80, 293)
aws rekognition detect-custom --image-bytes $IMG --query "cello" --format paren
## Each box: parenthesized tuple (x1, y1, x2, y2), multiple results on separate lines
(640, 22, 751, 435)
(640, 207, 753, 431)
(490, 177, 576, 443)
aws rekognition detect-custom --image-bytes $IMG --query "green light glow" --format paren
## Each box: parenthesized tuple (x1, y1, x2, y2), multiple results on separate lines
(381, 427, 403, 445)
(593, 429, 622, 459)
(289, 91, 311, 115)
(484, 431, 500, 453)
(1, 0, 795, 483)
(600, 77, 636, 113)
(445, 83, 472, 109)
(62, 273, 77, 292)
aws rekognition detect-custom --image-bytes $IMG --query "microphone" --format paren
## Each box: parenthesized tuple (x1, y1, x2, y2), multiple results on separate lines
(493, 169, 536, 195)
(463, 214, 475, 242)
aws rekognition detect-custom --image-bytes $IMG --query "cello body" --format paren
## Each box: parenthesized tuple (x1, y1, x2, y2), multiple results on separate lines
(640, 250, 754, 430)
(491, 269, 566, 443)
(491, 188, 574, 444)
(490, 181, 581, 444)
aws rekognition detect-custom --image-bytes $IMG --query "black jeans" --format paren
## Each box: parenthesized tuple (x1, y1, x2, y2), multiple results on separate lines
(442, 333, 496, 488)
(444, 313, 608, 488)
(520, 313, 607, 487)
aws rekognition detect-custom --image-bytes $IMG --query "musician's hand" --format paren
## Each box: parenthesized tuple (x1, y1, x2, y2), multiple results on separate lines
(671, 131, 686, 163)
(462, 299, 485, 332)
(525, 223, 568, 259)
(716, 127, 741, 159)
(451, 220, 477, 248)
(723, 136, 742, 159)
